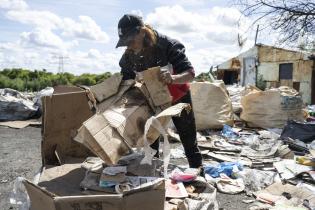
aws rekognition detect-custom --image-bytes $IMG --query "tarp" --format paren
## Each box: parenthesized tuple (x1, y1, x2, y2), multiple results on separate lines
(280, 120, 315, 143)
(0, 88, 39, 121)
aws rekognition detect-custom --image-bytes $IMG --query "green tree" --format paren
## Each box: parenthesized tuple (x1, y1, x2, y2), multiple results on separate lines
(0, 68, 114, 91)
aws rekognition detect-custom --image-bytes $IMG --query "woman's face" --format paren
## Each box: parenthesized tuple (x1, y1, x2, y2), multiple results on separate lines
(127, 28, 145, 52)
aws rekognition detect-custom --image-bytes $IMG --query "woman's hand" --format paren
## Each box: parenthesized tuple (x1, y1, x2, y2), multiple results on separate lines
(160, 70, 174, 84)
(160, 68, 194, 85)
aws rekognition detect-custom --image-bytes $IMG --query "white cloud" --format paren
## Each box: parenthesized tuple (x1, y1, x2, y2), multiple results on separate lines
(145, 5, 254, 74)
(65, 50, 122, 75)
(211, 6, 241, 26)
(19, 28, 74, 49)
(147, 5, 199, 33)
(0, 0, 28, 10)
(0, 2, 257, 76)
(6, 10, 62, 29)
(130, 10, 143, 17)
(152, 0, 207, 7)
(62, 16, 109, 42)
(0, 41, 120, 74)
(5, 8, 109, 43)
(146, 5, 245, 43)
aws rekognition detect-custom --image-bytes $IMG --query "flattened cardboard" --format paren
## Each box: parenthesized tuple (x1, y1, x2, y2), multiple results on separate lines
(0, 119, 41, 129)
(42, 88, 93, 165)
(90, 73, 122, 102)
(104, 105, 153, 147)
(76, 114, 131, 165)
(97, 80, 135, 113)
(75, 86, 155, 165)
(143, 66, 172, 106)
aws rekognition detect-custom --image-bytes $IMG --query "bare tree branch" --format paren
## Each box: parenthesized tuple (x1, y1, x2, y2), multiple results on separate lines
(234, 0, 315, 49)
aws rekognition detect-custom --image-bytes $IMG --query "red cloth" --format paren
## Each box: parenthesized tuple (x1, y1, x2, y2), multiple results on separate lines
(168, 68, 194, 103)
(168, 83, 190, 103)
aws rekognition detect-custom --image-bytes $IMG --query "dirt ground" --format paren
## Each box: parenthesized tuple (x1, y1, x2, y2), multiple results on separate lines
(0, 126, 250, 210)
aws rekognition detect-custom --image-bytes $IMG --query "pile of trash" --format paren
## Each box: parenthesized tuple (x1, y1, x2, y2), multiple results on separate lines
(185, 121, 315, 209)
(169, 84, 314, 209)
(11, 69, 315, 210)
(0, 87, 53, 121)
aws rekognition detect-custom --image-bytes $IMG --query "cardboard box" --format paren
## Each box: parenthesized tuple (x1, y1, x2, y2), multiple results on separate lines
(75, 86, 162, 165)
(24, 86, 165, 210)
(41, 86, 94, 165)
(24, 163, 165, 210)
(24, 180, 165, 210)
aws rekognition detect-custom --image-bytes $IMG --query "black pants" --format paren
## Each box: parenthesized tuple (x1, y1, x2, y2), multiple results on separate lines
(150, 91, 203, 168)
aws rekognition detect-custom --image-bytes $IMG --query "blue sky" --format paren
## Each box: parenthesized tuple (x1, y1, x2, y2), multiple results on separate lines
(0, 0, 261, 75)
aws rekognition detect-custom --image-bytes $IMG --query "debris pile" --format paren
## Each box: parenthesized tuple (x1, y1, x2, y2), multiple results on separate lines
(9, 72, 314, 210)
(0, 87, 52, 125)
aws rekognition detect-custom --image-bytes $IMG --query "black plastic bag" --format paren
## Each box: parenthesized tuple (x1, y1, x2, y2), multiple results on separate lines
(280, 120, 315, 143)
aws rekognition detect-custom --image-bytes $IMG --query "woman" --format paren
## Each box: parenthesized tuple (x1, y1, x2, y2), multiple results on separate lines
(116, 14, 203, 172)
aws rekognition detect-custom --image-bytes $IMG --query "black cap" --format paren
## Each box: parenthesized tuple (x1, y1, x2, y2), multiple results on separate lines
(116, 14, 144, 48)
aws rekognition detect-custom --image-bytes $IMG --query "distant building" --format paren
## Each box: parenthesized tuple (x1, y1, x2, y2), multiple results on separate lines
(216, 44, 315, 104)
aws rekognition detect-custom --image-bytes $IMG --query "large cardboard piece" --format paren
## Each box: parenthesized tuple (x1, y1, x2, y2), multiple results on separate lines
(42, 86, 94, 165)
(143, 66, 172, 106)
(75, 114, 131, 165)
(104, 105, 153, 147)
(90, 73, 122, 102)
(75, 86, 160, 165)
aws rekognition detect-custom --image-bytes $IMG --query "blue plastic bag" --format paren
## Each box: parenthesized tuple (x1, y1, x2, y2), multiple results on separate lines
(221, 124, 238, 139)
(204, 162, 243, 178)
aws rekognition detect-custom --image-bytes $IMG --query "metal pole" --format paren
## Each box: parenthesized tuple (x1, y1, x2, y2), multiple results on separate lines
(255, 25, 259, 45)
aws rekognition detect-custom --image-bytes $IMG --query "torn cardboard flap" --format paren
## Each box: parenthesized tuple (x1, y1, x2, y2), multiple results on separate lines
(77, 113, 131, 165)
(90, 73, 122, 102)
(146, 103, 191, 145)
(97, 80, 135, 113)
(103, 104, 153, 147)
(143, 66, 172, 106)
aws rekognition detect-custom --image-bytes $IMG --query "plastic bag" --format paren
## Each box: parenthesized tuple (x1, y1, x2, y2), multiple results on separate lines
(204, 162, 243, 178)
(170, 168, 198, 182)
(281, 120, 315, 143)
(221, 124, 239, 140)
(9, 177, 30, 210)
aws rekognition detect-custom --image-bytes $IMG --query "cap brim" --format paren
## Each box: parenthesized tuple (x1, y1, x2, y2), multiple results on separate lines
(115, 28, 139, 48)
(115, 38, 128, 48)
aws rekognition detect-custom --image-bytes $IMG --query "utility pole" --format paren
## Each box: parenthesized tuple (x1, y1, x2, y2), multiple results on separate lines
(255, 25, 260, 45)
(56, 55, 69, 74)
(51, 54, 69, 84)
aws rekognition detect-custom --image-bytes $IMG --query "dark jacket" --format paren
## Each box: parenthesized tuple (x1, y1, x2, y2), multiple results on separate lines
(119, 31, 193, 80)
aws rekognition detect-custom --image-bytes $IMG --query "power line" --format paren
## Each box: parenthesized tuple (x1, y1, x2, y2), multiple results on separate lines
(51, 54, 69, 74)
